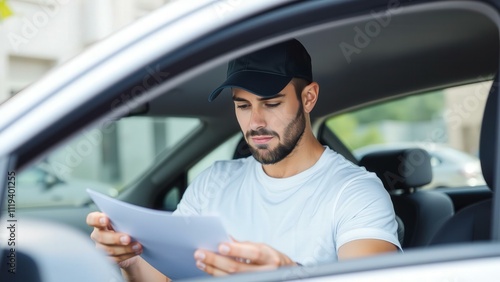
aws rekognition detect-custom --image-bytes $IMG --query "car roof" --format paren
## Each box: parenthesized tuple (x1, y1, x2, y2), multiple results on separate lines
(146, 1, 498, 121)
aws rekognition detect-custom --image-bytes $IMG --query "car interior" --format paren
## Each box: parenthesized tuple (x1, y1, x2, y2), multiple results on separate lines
(124, 0, 499, 249)
(5, 0, 500, 281)
(429, 79, 498, 246)
(359, 148, 455, 248)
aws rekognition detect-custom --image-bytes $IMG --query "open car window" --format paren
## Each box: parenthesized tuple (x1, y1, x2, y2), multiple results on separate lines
(17, 116, 200, 208)
(325, 81, 491, 189)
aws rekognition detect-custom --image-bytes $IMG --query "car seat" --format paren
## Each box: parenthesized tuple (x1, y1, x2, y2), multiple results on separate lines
(429, 77, 498, 245)
(359, 148, 454, 248)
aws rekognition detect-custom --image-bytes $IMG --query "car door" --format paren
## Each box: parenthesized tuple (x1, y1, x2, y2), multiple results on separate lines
(2, 0, 500, 281)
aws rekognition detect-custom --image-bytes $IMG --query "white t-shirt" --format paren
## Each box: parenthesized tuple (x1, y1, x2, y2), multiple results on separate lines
(173, 147, 401, 265)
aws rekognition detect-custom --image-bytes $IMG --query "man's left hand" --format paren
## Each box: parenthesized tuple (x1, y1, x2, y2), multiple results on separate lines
(194, 240, 298, 276)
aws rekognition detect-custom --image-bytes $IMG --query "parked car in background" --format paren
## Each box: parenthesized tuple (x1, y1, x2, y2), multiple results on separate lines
(354, 143, 486, 189)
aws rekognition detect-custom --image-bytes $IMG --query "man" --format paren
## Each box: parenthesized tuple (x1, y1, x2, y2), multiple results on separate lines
(87, 39, 401, 281)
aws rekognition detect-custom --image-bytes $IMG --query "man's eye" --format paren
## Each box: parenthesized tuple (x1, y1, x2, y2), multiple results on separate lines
(266, 103, 281, 108)
(237, 104, 250, 109)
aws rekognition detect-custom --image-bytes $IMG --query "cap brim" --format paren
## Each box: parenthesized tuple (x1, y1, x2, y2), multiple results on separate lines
(208, 71, 292, 102)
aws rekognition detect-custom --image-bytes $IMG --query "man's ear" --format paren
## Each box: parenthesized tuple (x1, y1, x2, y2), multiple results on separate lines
(302, 82, 319, 113)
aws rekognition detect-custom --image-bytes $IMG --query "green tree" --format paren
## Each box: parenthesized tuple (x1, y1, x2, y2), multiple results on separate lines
(326, 114, 383, 150)
(0, 0, 13, 21)
(355, 91, 444, 124)
(326, 91, 444, 150)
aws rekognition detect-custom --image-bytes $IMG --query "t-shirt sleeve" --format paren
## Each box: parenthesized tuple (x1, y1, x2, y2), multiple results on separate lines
(333, 174, 402, 251)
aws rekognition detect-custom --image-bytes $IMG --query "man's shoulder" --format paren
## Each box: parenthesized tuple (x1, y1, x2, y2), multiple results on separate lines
(321, 148, 376, 180)
(322, 148, 358, 168)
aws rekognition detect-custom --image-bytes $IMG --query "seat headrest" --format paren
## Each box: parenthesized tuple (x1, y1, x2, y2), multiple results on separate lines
(233, 136, 252, 159)
(359, 148, 433, 192)
(479, 75, 498, 191)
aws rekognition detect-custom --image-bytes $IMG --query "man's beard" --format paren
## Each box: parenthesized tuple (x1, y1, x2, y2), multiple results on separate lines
(246, 105, 306, 165)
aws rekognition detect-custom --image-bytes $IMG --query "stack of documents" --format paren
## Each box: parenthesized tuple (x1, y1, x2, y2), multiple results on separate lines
(87, 189, 230, 279)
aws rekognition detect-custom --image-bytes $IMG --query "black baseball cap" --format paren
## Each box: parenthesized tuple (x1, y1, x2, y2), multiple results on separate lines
(208, 39, 312, 102)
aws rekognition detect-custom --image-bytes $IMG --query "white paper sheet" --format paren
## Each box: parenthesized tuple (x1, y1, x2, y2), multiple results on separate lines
(87, 189, 230, 279)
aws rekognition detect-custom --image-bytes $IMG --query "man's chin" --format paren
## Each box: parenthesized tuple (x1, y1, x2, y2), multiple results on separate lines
(251, 149, 284, 165)
(253, 144, 270, 150)
(253, 156, 278, 165)
(250, 149, 273, 164)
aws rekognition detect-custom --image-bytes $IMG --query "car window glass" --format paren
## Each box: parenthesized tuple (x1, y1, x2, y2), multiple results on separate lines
(17, 116, 200, 208)
(187, 134, 241, 184)
(430, 156, 441, 167)
(324, 81, 491, 189)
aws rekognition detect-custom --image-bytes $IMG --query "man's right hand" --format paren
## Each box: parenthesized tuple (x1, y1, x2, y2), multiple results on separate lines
(86, 212, 143, 268)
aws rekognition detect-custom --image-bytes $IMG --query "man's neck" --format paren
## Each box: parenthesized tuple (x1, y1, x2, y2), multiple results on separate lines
(261, 132, 325, 178)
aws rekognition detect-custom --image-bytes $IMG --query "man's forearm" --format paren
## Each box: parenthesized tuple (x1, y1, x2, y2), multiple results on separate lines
(121, 257, 171, 282)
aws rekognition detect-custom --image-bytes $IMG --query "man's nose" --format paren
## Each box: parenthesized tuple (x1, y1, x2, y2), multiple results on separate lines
(249, 107, 266, 131)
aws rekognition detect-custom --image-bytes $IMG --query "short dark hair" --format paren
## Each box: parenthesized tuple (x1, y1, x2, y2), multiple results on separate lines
(291, 78, 310, 101)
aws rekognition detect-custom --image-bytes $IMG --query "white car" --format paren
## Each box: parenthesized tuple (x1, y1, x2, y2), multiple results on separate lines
(354, 143, 486, 189)
(1, 0, 500, 281)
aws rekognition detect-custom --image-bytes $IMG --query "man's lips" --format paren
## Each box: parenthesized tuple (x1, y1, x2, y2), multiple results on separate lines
(251, 136, 273, 144)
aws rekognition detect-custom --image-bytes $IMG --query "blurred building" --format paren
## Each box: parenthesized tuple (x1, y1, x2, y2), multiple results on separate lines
(0, 0, 171, 102)
(444, 81, 491, 156)
(0, 0, 184, 188)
